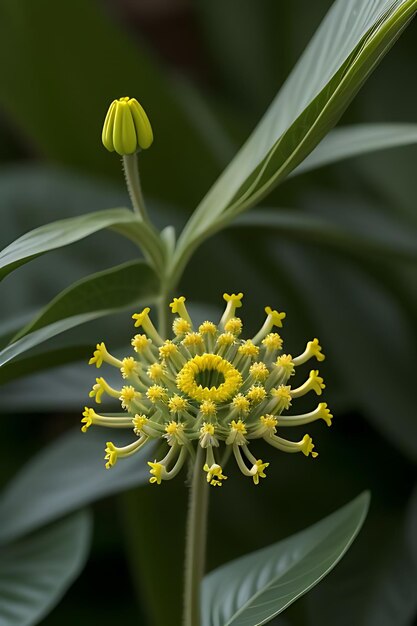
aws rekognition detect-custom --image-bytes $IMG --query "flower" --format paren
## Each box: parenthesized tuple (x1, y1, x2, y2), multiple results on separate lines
(102, 97, 153, 155)
(83, 293, 330, 486)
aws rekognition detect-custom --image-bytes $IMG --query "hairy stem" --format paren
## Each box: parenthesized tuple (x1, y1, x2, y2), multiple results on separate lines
(184, 448, 209, 626)
(123, 153, 149, 222)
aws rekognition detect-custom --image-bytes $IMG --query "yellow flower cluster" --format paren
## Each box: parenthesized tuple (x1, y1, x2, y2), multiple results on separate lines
(82, 294, 331, 487)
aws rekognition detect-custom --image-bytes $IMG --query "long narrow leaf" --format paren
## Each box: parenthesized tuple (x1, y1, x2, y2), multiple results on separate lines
(0, 208, 136, 280)
(291, 124, 417, 176)
(12, 260, 158, 341)
(233, 208, 417, 262)
(0, 261, 158, 367)
(0, 510, 91, 626)
(177, 0, 417, 259)
(202, 492, 370, 626)
(0, 429, 149, 544)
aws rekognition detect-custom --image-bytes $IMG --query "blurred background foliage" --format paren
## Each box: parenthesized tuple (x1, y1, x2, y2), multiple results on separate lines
(0, 0, 416, 624)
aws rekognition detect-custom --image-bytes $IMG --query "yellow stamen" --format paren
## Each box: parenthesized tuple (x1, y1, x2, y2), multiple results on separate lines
(164, 421, 185, 446)
(275, 354, 295, 377)
(159, 340, 179, 360)
(238, 340, 259, 358)
(226, 419, 248, 446)
(173, 317, 192, 336)
(200, 400, 217, 417)
(217, 332, 235, 347)
(250, 459, 269, 485)
(148, 461, 165, 484)
(291, 370, 325, 398)
(199, 423, 219, 448)
(252, 307, 286, 344)
(220, 292, 243, 326)
(182, 332, 204, 348)
(203, 463, 227, 487)
(168, 394, 188, 414)
(224, 317, 243, 335)
(278, 403, 333, 427)
(132, 308, 162, 345)
(293, 338, 325, 366)
(231, 393, 250, 414)
(147, 362, 165, 381)
(199, 321, 217, 335)
(146, 385, 167, 404)
(88, 342, 122, 369)
(89, 377, 120, 403)
(260, 414, 278, 434)
(120, 357, 139, 379)
(246, 385, 266, 404)
(131, 334, 151, 353)
(119, 386, 141, 410)
(249, 362, 269, 382)
(169, 296, 192, 325)
(262, 333, 283, 351)
(271, 385, 292, 411)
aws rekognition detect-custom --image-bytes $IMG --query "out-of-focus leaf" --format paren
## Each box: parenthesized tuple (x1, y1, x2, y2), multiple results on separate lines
(0, 429, 150, 544)
(0, 346, 91, 385)
(202, 492, 369, 626)
(0, 208, 147, 281)
(13, 260, 158, 340)
(0, 260, 158, 367)
(233, 207, 417, 262)
(0, 509, 91, 626)
(307, 492, 417, 626)
(177, 0, 417, 260)
(276, 243, 417, 461)
(0, 0, 219, 208)
(291, 124, 417, 176)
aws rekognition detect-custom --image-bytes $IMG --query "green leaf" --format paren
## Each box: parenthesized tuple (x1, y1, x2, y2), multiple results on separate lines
(0, 346, 92, 385)
(0, 260, 158, 367)
(0, 509, 91, 626)
(176, 0, 417, 263)
(233, 207, 417, 262)
(277, 244, 417, 461)
(291, 124, 417, 176)
(0, 208, 135, 280)
(202, 492, 370, 626)
(13, 259, 158, 341)
(307, 492, 417, 626)
(0, 429, 149, 544)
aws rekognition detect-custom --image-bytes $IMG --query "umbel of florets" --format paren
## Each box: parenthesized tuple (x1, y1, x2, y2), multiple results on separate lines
(82, 294, 331, 487)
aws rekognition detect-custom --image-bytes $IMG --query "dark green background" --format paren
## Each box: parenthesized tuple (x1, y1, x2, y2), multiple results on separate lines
(0, 1, 416, 625)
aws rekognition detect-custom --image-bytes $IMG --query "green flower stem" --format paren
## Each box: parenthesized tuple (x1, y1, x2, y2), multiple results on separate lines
(123, 153, 149, 222)
(157, 287, 171, 340)
(184, 447, 209, 626)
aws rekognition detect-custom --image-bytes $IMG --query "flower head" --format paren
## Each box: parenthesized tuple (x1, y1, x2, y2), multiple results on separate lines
(83, 293, 331, 486)
(102, 97, 153, 155)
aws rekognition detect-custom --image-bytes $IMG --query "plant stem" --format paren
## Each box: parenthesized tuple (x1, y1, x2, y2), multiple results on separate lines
(184, 448, 209, 626)
(157, 288, 170, 340)
(123, 153, 149, 222)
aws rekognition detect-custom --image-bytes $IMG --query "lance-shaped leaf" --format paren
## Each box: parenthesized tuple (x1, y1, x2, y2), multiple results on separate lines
(177, 0, 417, 255)
(0, 208, 165, 280)
(291, 124, 417, 176)
(0, 260, 158, 368)
(0, 509, 91, 626)
(0, 429, 149, 545)
(202, 492, 370, 626)
(233, 207, 417, 262)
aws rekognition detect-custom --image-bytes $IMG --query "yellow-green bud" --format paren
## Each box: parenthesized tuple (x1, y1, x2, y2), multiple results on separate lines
(102, 97, 153, 155)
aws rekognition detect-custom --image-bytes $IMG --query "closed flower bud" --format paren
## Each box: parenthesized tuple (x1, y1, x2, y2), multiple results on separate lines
(102, 96, 153, 155)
